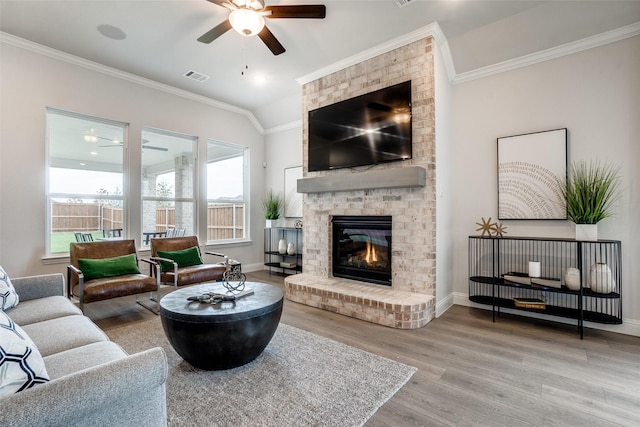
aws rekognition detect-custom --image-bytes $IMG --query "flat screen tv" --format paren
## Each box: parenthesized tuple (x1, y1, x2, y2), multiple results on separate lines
(308, 80, 412, 172)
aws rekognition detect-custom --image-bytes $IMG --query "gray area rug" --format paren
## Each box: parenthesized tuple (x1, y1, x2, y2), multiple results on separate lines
(107, 319, 416, 426)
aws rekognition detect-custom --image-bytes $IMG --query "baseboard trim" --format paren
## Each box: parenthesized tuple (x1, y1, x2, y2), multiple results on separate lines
(436, 292, 454, 318)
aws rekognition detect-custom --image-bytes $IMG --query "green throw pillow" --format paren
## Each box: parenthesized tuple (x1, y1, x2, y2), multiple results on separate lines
(77, 254, 141, 281)
(156, 246, 203, 273)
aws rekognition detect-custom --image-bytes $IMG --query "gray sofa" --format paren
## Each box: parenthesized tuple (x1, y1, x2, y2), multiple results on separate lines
(0, 273, 168, 427)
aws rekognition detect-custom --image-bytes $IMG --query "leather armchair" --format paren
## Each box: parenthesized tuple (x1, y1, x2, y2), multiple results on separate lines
(67, 239, 161, 313)
(149, 236, 235, 287)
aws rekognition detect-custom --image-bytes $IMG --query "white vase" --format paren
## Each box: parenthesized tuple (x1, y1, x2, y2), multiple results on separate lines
(564, 267, 581, 291)
(575, 224, 598, 241)
(287, 242, 295, 255)
(278, 239, 287, 254)
(589, 262, 615, 294)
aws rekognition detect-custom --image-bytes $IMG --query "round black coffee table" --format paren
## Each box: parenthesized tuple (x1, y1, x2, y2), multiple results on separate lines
(159, 282, 284, 370)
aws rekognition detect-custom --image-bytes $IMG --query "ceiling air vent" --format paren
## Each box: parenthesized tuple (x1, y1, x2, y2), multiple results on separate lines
(183, 70, 210, 83)
(393, 0, 415, 7)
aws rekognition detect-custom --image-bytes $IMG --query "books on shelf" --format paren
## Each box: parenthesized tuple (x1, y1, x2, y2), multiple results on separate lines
(503, 273, 531, 286)
(502, 273, 561, 288)
(513, 298, 546, 310)
(531, 277, 562, 288)
(279, 262, 297, 268)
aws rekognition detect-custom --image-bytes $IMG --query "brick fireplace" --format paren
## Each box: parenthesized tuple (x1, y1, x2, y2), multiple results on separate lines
(284, 37, 437, 329)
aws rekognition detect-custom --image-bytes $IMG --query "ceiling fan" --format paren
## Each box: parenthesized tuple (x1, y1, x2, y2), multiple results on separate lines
(198, 0, 326, 56)
(96, 137, 168, 152)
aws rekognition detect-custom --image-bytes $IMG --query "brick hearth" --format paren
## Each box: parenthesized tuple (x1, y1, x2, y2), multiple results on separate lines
(285, 274, 434, 329)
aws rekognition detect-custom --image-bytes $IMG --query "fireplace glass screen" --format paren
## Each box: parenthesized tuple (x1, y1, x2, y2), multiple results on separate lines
(332, 216, 391, 286)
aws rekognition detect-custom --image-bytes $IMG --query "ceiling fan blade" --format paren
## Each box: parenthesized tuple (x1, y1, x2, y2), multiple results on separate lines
(264, 5, 326, 19)
(142, 145, 169, 152)
(205, 0, 235, 8)
(258, 26, 285, 55)
(197, 20, 232, 44)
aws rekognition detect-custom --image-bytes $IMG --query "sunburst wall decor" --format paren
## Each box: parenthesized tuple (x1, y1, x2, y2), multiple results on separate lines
(498, 128, 567, 220)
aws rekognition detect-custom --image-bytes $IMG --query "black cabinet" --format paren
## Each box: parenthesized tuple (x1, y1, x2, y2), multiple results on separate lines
(468, 236, 622, 338)
(264, 227, 302, 275)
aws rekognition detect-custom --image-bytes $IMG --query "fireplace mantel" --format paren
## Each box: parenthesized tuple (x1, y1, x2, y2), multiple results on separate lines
(297, 166, 426, 194)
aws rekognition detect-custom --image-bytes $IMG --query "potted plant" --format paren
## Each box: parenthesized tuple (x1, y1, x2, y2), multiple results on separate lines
(561, 160, 621, 241)
(262, 190, 282, 228)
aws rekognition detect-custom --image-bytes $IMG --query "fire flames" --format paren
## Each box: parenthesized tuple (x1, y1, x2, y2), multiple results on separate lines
(364, 241, 378, 264)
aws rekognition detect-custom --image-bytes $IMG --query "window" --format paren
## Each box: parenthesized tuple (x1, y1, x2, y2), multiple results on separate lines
(141, 127, 196, 246)
(207, 140, 248, 243)
(46, 108, 126, 254)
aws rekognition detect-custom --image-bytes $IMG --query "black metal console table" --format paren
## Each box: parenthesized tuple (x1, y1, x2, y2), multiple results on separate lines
(468, 236, 622, 338)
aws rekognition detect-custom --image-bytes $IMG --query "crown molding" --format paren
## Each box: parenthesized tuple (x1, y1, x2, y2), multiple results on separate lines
(453, 21, 640, 85)
(264, 120, 302, 135)
(0, 32, 265, 134)
(296, 22, 457, 86)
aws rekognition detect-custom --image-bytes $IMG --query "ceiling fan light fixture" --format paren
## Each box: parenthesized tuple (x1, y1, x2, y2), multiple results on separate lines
(229, 8, 265, 36)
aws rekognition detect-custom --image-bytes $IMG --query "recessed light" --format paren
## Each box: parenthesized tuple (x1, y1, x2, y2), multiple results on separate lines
(97, 24, 127, 41)
(90, 151, 98, 156)
(253, 75, 266, 83)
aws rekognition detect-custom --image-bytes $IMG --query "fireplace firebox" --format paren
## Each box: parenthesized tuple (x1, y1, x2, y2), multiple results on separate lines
(332, 216, 392, 286)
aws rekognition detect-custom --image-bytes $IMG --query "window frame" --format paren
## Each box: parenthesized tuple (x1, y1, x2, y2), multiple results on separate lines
(206, 139, 249, 244)
(140, 126, 198, 246)
(45, 108, 127, 256)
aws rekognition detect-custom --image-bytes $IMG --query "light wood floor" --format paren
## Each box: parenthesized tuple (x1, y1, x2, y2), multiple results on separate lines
(87, 271, 640, 427)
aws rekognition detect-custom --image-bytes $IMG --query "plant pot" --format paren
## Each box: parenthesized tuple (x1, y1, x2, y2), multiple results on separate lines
(589, 262, 615, 294)
(265, 219, 277, 228)
(564, 267, 581, 291)
(575, 224, 597, 241)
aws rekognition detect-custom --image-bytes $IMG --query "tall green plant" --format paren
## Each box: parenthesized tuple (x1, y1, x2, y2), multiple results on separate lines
(561, 160, 621, 224)
(262, 190, 282, 220)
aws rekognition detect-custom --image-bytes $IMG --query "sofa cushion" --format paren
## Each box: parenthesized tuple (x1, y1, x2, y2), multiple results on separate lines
(0, 266, 19, 310)
(22, 315, 109, 357)
(0, 310, 49, 397)
(157, 246, 203, 272)
(78, 254, 141, 281)
(6, 296, 82, 326)
(43, 341, 127, 380)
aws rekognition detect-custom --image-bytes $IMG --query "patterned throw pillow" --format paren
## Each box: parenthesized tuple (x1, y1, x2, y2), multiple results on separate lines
(0, 266, 19, 310)
(0, 310, 49, 396)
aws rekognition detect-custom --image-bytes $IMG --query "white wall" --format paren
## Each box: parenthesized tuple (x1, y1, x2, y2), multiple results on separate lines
(434, 42, 454, 316)
(264, 125, 303, 228)
(0, 42, 267, 276)
(451, 35, 640, 335)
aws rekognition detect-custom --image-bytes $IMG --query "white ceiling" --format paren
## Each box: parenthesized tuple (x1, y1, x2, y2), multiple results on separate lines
(2, 0, 639, 130)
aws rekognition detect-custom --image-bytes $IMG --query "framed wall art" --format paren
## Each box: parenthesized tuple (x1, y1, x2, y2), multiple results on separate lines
(497, 128, 567, 220)
(284, 166, 303, 218)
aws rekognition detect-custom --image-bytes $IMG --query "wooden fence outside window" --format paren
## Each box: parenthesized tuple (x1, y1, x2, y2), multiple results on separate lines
(51, 202, 243, 241)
